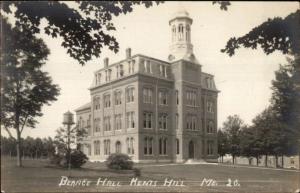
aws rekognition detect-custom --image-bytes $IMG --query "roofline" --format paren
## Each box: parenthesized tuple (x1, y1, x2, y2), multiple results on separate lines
(94, 54, 170, 74)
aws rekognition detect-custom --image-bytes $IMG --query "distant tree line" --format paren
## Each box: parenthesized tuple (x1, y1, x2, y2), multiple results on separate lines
(1, 136, 55, 159)
(218, 57, 300, 167)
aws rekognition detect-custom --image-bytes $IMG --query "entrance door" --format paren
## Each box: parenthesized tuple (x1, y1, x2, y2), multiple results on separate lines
(188, 141, 194, 159)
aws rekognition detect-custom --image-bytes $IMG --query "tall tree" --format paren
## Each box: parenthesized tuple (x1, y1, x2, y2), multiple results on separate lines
(1, 18, 60, 167)
(270, 59, 300, 155)
(1, 1, 162, 65)
(222, 115, 244, 164)
(217, 129, 229, 163)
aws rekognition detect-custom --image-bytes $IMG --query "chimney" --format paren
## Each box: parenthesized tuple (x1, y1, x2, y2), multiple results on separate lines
(104, 57, 109, 68)
(126, 48, 131, 59)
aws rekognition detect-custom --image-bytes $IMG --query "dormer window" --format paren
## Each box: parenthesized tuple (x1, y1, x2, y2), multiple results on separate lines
(159, 65, 167, 78)
(128, 60, 135, 74)
(144, 60, 152, 73)
(206, 78, 213, 89)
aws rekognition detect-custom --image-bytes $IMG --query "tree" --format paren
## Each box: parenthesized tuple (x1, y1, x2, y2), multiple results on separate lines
(270, 59, 300, 155)
(222, 115, 244, 164)
(1, 1, 162, 65)
(222, 8, 300, 58)
(1, 18, 60, 167)
(53, 125, 87, 168)
(239, 126, 263, 166)
(217, 129, 229, 163)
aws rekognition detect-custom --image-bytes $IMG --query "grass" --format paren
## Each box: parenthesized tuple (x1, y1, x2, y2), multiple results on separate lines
(1, 157, 300, 193)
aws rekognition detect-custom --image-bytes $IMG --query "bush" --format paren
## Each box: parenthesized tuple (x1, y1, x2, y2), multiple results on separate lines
(67, 150, 88, 168)
(106, 153, 133, 170)
(50, 150, 88, 168)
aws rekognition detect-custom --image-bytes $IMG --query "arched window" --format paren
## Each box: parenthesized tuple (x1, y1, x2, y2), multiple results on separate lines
(115, 141, 121, 153)
(178, 24, 184, 40)
(186, 25, 190, 41)
(176, 139, 180, 155)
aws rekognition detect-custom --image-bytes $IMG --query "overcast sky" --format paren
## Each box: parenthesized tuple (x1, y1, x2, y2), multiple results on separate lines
(11, 1, 298, 138)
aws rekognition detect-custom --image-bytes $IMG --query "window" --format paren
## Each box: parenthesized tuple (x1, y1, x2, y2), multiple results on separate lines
(95, 73, 101, 85)
(126, 112, 135, 129)
(176, 139, 180, 155)
(114, 91, 122, 105)
(206, 78, 214, 89)
(207, 140, 214, 155)
(207, 121, 214, 133)
(178, 24, 183, 40)
(128, 60, 135, 74)
(159, 137, 167, 155)
(158, 90, 168, 105)
(143, 88, 153, 103)
(144, 60, 152, 73)
(94, 96, 100, 110)
(104, 140, 111, 155)
(186, 25, 190, 41)
(87, 115, 91, 135)
(115, 114, 122, 130)
(104, 94, 111, 108)
(94, 118, 101, 132)
(115, 141, 121, 153)
(144, 137, 153, 155)
(175, 90, 179, 105)
(126, 87, 135, 103)
(104, 116, 111, 131)
(159, 65, 167, 78)
(175, 114, 179, 130)
(186, 115, 197, 130)
(105, 69, 112, 82)
(158, 114, 168, 130)
(143, 112, 153, 129)
(127, 137, 135, 155)
(94, 140, 100, 155)
(116, 64, 124, 78)
(186, 90, 197, 106)
(207, 101, 214, 113)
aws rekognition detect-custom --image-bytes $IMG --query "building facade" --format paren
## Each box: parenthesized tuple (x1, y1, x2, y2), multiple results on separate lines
(75, 10, 219, 163)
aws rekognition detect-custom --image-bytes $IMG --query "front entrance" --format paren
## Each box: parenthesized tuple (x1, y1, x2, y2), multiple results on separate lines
(188, 141, 194, 159)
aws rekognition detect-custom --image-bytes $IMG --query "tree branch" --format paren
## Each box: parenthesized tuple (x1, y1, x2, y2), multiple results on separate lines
(20, 115, 28, 134)
(3, 127, 16, 141)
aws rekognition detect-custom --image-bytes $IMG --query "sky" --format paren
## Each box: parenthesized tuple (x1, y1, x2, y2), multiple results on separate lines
(5, 1, 298, 138)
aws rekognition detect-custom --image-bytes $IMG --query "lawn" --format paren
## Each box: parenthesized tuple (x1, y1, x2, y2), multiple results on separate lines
(1, 157, 299, 193)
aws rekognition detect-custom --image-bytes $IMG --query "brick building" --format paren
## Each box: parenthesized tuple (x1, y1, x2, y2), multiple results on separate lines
(75, 10, 219, 163)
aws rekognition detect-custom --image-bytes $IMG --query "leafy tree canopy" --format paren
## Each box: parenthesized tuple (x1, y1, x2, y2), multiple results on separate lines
(222, 10, 300, 58)
(1, 1, 162, 65)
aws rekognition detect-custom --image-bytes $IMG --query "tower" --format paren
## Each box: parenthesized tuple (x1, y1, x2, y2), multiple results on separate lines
(168, 9, 198, 63)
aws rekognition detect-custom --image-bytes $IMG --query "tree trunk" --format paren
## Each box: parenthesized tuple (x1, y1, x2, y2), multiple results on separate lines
(265, 154, 268, 167)
(281, 155, 284, 168)
(256, 156, 259, 166)
(275, 155, 278, 168)
(16, 128, 22, 167)
(232, 155, 235, 164)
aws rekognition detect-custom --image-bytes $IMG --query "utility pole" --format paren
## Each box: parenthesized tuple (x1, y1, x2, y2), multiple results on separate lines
(63, 111, 75, 176)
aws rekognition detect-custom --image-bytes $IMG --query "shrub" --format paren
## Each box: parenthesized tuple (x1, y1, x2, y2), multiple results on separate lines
(67, 150, 88, 168)
(106, 153, 133, 170)
(50, 150, 88, 168)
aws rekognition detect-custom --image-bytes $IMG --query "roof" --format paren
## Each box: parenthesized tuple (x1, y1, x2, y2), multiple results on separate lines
(74, 102, 91, 112)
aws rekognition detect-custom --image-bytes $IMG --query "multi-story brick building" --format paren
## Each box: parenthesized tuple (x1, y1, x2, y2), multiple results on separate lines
(75, 9, 219, 163)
